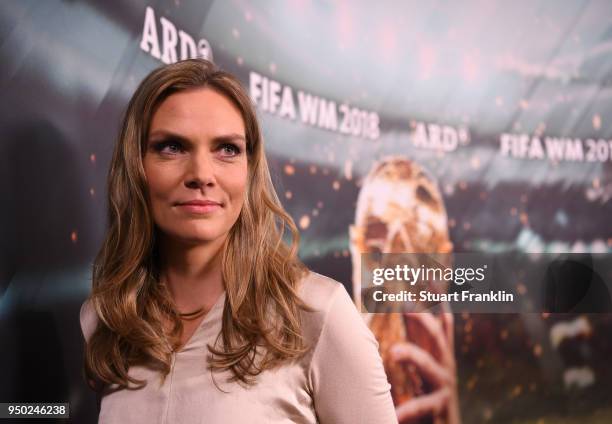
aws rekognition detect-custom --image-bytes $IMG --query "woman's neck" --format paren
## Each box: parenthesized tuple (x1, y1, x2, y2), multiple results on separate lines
(158, 234, 226, 314)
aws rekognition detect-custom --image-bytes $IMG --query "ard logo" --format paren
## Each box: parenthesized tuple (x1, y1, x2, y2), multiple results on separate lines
(139, 6, 213, 64)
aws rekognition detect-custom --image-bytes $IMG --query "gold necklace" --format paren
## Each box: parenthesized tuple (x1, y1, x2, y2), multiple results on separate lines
(179, 307, 206, 320)
(160, 277, 207, 321)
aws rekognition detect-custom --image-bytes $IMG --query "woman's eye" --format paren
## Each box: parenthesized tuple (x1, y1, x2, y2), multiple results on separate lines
(219, 143, 240, 157)
(153, 140, 184, 155)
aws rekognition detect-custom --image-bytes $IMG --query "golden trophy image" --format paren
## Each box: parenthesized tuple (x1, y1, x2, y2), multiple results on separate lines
(350, 157, 460, 424)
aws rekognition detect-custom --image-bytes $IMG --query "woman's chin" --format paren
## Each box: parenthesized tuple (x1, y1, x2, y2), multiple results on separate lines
(171, 230, 229, 246)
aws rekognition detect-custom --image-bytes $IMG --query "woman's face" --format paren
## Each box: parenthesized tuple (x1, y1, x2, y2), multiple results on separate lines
(143, 87, 248, 246)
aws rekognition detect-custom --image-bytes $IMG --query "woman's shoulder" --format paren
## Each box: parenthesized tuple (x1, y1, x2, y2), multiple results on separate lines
(296, 271, 364, 343)
(295, 271, 395, 424)
(79, 298, 99, 343)
(297, 271, 347, 311)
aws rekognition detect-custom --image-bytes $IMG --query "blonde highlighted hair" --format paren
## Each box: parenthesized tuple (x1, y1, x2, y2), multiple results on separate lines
(84, 59, 311, 390)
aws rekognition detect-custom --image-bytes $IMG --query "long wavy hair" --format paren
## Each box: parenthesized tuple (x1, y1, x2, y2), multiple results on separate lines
(84, 58, 312, 391)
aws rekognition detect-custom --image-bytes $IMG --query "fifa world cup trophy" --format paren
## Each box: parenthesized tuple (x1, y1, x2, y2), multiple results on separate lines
(350, 157, 459, 424)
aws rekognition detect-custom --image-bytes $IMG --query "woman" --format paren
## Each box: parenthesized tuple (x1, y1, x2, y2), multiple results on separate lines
(79, 58, 398, 423)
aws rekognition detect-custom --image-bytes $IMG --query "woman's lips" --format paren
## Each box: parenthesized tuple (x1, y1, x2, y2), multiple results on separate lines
(175, 200, 222, 214)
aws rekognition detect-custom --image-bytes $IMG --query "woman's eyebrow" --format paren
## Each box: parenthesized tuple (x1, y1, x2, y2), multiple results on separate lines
(148, 129, 190, 144)
(148, 129, 246, 145)
(212, 133, 246, 145)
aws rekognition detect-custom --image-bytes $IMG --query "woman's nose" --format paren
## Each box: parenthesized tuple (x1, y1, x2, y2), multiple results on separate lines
(184, 149, 216, 189)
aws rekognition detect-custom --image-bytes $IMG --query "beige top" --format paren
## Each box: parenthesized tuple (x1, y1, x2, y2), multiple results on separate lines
(80, 271, 398, 424)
